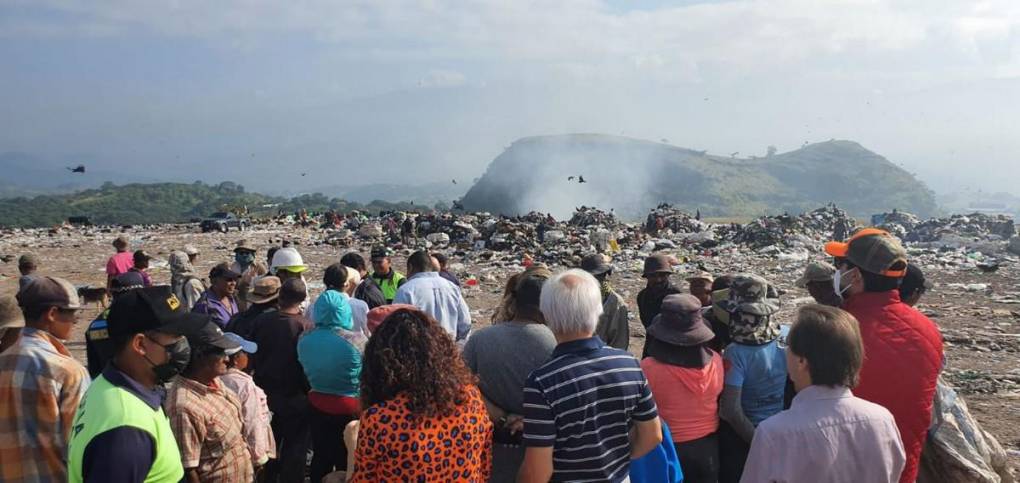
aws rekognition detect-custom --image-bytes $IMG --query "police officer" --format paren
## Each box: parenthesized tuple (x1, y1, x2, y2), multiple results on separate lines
(369, 246, 406, 304)
(68, 286, 207, 483)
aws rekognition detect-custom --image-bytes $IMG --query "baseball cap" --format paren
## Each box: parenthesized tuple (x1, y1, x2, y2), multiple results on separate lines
(106, 286, 208, 337)
(825, 229, 907, 277)
(188, 322, 242, 354)
(686, 271, 714, 284)
(0, 295, 25, 330)
(224, 332, 258, 354)
(370, 246, 392, 260)
(210, 263, 241, 280)
(16, 276, 82, 310)
(795, 261, 836, 288)
(111, 272, 146, 293)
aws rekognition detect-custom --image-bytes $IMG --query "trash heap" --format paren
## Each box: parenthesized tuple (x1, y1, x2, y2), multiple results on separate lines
(569, 206, 618, 227)
(872, 210, 922, 239)
(644, 204, 707, 235)
(906, 213, 1016, 243)
(720, 205, 858, 251)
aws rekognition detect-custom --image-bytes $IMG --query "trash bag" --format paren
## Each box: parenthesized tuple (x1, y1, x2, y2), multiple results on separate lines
(917, 378, 1013, 483)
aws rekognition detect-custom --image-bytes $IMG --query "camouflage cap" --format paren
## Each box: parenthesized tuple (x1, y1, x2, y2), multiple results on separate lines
(795, 261, 836, 288)
(717, 274, 779, 316)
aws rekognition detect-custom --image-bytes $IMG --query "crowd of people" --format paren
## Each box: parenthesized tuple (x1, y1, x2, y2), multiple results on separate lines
(0, 227, 946, 483)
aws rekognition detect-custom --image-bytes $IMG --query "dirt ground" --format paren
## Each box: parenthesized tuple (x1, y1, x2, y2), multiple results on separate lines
(2, 223, 1018, 475)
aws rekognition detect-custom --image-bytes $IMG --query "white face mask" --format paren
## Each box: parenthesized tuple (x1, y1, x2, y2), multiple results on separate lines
(833, 267, 856, 299)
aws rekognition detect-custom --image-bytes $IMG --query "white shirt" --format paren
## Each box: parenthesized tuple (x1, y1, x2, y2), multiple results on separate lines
(741, 385, 906, 483)
(393, 272, 472, 340)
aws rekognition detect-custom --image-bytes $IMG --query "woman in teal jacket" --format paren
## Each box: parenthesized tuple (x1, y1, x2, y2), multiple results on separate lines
(298, 274, 366, 483)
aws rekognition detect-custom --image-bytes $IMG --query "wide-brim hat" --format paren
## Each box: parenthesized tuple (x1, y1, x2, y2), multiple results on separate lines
(233, 239, 257, 253)
(646, 294, 715, 346)
(641, 254, 673, 278)
(580, 254, 612, 276)
(248, 276, 281, 304)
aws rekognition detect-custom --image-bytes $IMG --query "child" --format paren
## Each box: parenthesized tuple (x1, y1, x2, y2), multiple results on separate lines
(716, 275, 787, 483)
(220, 333, 277, 472)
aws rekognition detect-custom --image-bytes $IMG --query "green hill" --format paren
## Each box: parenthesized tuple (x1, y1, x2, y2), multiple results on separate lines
(460, 134, 938, 219)
(0, 181, 422, 227)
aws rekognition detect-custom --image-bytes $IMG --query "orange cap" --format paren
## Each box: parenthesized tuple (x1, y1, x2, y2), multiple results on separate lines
(824, 228, 889, 258)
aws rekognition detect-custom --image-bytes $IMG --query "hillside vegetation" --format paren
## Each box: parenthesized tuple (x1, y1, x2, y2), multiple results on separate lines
(460, 134, 938, 219)
(0, 181, 421, 227)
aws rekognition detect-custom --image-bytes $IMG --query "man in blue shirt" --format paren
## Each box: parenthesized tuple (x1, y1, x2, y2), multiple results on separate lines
(393, 250, 471, 341)
(519, 269, 662, 483)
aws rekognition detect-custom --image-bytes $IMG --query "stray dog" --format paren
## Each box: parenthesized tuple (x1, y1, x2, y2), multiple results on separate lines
(77, 286, 110, 309)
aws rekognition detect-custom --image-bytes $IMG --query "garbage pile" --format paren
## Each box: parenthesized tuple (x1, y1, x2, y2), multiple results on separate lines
(718, 205, 858, 251)
(906, 213, 1016, 243)
(643, 204, 707, 235)
(872, 210, 922, 239)
(569, 206, 618, 227)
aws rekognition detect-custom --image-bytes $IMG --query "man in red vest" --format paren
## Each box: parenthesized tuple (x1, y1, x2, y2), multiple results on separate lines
(824, 228, 943, 483)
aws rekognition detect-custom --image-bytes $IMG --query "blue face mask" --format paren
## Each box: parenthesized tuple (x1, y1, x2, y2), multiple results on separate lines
(235, 252, 255, 267)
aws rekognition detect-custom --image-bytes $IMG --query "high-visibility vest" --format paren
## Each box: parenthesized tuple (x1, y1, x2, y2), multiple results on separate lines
(372, 270, 406, 302)
(68, 375, 184, 483)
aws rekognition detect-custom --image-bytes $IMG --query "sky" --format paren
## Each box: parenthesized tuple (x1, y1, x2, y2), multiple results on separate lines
(2, 0, 1020, 196)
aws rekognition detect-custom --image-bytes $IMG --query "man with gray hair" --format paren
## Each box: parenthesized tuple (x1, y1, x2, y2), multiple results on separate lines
(519, 269, 662, 483)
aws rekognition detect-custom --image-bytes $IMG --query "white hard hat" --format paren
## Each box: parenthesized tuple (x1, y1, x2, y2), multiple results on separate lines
(271, 247, 307, 273)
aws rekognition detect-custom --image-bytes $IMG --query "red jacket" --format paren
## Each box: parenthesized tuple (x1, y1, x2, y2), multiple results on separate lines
(844, 290, 943, 483)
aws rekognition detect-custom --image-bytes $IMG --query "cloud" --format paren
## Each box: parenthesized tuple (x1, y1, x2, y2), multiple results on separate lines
(5, 0, 1019, 81)
(417, 69, 467, 88)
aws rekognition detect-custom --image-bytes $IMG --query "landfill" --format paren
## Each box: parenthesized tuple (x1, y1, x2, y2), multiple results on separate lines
(2, 204, 1020, 476)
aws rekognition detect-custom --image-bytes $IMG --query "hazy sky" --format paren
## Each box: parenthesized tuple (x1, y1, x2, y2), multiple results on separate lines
(2, 0, 1020, 195)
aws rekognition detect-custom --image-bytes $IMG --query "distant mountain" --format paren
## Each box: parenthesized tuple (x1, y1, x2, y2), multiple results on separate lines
(460, 134, 938, 219)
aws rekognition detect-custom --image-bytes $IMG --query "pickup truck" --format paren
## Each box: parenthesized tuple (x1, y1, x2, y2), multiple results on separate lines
(200, 212, 249, 233)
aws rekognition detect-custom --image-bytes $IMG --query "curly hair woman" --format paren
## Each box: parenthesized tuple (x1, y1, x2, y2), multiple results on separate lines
(349, 308, 493, 482)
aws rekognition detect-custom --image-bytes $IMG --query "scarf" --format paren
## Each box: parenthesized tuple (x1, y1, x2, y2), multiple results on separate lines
(600, 279, 614, 302)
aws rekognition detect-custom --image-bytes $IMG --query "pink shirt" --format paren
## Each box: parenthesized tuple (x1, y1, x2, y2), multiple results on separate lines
(219, 368, 277, 465)
(106, 252, 134, 276)
(641, 351, 724, 443)
(741, 385, 905, 483)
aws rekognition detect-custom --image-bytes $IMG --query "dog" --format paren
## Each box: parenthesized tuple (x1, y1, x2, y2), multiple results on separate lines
(76, 286, 110, 310)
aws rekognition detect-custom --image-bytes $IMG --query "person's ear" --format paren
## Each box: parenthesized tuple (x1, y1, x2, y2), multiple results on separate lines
(132, 334, 148, 356)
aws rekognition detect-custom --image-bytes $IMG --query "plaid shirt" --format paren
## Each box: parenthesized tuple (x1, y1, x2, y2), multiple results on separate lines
(0, 327, 90, 482)
(166, 375, 253, 483)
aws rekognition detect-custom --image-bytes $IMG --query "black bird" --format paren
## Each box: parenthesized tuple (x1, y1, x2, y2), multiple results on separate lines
(452, 179, 457, 185)
(301, 173, 307, 177)
(67, 165, 86, 174)
(453, 201, 465, 210)
(578, 176, 586, 183)
(567, 176, 575, 181)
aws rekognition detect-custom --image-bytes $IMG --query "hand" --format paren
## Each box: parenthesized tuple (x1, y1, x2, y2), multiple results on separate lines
(505, 414, 525, 434)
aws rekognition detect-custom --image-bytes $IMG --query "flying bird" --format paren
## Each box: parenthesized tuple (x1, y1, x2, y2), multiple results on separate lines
(301, 173, 307, 177)
(67, 165, 86, 174)
(730, 152, 739, 158)
(452, 179, 457, 185)
(568, 176, 575, 181)
(578, 176, 587, 184)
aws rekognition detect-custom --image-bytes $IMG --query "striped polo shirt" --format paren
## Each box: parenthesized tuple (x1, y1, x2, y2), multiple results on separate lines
(522, 336, 658, 482)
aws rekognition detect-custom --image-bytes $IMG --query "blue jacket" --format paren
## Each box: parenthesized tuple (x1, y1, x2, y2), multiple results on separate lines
(297, 291, 361, 397)
(630, 421, 684, 483)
